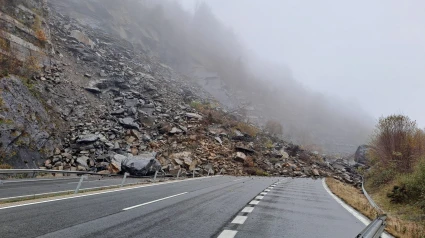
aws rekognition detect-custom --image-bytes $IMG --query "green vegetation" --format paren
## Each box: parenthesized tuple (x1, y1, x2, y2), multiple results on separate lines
(327, 178, 425, 238)
(0, 118, 13, 125)
(263, 139, 274, 149)
(363, 114, 425, 236)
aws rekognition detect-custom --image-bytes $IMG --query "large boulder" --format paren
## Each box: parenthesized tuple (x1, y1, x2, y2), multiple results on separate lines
(354, 145, 371, 165)
(121, 152, 161, 176)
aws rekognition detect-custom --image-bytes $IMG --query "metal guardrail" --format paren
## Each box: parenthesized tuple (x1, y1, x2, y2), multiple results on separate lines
(361, 176, 384, 214)
(356, 215, 387, 238)
(356, 176, 391, 238)
(0, 169, 107, 175)
(0, 169, 166, 194)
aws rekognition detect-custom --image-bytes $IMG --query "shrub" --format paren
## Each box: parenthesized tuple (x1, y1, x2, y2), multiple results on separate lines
(367, 163, 397, 188)
(264, 120, 283, 136)
(263, 139, 274, 149)
(236, 122, 259, 137)
(35, 29, 47, 42)
(401, 159, 425, 207)
(387, 185, 408, 203)
(0, 163, 12, 169)
(369, 114, 425, 173)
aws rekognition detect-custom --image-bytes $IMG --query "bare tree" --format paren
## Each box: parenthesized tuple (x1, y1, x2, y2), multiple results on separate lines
(370, 114, 425, 172)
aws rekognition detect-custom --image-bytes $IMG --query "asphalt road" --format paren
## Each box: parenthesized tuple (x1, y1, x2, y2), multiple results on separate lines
(0, 176, 145, 199)
(0, 176, 367, 238)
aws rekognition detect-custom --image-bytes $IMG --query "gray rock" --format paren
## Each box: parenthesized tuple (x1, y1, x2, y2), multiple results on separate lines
(121, 152, 161, 176)
(85, 87, 101, 94)
(185, 113, 203, 119)
(169, 127, 183, 134)
(119, 117, 140, 129)
(70, 30, 96, 48)
(77, 134, 99, 143)
(235, 152, 247, 162)
(76, 156, 89, 167)
(111, 108, 125, 115)
(354, 145, 371, 165)
(215, 137, 222, 145)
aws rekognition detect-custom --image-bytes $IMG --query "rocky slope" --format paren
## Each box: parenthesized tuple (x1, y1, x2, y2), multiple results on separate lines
(0, 0, 361, 186)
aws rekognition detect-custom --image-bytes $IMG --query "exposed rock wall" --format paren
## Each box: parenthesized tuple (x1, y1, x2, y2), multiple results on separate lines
(0, 76, 59, 168)
(0, 0, 52, 66)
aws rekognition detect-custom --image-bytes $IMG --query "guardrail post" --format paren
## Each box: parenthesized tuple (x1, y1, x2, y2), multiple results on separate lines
(120, 172, 129, 187)
(176, 169, 181, 179)
(74, 175, 88, 194)
(207, 168, 211, 176)
(192, 169, 195, 178)
(153, 170, 158, 182)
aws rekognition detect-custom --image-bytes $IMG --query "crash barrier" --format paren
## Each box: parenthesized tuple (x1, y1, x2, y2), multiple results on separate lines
(356, 215, 387, 238)
(0, 169, 166, 195)
(356, 176, 390, 238)
(361, 176, 384, 214)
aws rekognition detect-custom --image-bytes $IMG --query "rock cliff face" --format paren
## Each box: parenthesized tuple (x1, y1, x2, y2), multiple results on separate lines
(0, 0, 361, 185)
(0, 0, 59, 167)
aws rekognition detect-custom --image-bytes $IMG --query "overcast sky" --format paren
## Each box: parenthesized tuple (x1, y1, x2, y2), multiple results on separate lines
(180, 0, 425, 127)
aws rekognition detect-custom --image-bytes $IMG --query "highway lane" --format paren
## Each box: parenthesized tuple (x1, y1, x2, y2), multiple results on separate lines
(235, 178, 365, 238)
(0, 176, 369, 238)
(0, 176, 146, 199)
(0, 176, 277, 238)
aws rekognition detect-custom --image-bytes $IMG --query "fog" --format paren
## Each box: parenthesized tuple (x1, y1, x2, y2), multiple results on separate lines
(180, 0, 425, 127)
(51, 0, 425, 154)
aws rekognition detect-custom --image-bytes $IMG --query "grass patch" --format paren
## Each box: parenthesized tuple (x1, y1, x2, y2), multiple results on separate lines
(0, 163, 12, 169)
(235, 122, 259, 137)
(327, 178, 425, 238)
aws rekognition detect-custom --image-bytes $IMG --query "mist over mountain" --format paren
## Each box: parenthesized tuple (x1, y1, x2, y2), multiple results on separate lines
(50, 0, 374, 154)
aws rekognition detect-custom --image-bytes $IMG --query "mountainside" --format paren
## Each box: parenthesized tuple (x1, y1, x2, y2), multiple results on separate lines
(47, 0, 374, 155)
(0, 0, 362, 185)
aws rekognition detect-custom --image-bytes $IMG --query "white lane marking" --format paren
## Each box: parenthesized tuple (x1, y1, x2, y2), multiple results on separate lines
(123, 192, 188, 210)
(0, 176, 215, 210)
(217, 230, 237, 238)
(231, 215, 248, 224)
(249, 200, 259, 205)
(232, 178, 245, 182)
(242, 207, 254, 213)
(321, 179, 393, 238)
(271, 185, 276, 187)
(264, 189, 271, 192)
(260, 192, 267, 195)
(255, 196, 264, 200)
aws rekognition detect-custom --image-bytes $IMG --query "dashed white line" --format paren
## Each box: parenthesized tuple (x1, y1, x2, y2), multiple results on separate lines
(231, 215, 248, 224)
(249, 200, 259, 205)
(241, 207, 254, 213)
(123, 192, 188, 210)
(260, 192, 267, 195)
(217, 230, 238, 238)
(265, 189, 271, 192)
(255, 196, 264, 200)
